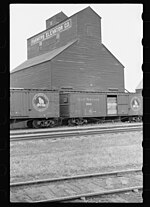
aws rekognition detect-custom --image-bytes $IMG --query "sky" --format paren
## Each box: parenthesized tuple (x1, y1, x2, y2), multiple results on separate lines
(10, 4, 143, 92)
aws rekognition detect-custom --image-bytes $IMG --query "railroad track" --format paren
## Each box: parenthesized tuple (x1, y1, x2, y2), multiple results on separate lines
(10, 123, 142, 142)
(10, 169, 142, 203)
(10, 122, 142, 135)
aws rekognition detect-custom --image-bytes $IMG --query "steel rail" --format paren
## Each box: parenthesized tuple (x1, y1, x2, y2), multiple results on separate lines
(11, 126, 141, 138)
(10, 123, 142, 135)
(10, 169, 142, 203)
(32, 186, 143, 203)
(10, 126, 142, 142)
(10, 168, 141, 187)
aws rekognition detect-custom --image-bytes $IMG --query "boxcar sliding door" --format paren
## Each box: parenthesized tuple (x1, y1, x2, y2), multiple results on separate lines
(107, 95, 117, 115)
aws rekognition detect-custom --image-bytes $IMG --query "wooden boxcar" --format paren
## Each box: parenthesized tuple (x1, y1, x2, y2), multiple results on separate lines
(10, 88, 59, 128)
(60, 91, 142, 125)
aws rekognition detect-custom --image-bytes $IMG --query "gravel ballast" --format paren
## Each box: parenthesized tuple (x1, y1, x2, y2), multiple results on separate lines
(10, 131, 142, 183)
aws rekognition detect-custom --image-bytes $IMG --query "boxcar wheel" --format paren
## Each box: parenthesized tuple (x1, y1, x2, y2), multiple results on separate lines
(68, 119, 76, 126)
(32, 120, 42, 128)
(76, 118, 85, 126)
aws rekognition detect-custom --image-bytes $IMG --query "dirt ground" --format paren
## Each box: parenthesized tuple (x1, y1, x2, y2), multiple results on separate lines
(10, 131, 142, 183)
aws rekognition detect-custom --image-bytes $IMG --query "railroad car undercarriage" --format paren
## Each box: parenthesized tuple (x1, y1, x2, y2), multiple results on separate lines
(10, 115, 142, 129)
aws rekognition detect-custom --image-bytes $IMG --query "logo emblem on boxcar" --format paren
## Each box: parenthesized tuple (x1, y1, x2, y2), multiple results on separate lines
(32, 93, 49, 112)
(130, 97, 141, 111)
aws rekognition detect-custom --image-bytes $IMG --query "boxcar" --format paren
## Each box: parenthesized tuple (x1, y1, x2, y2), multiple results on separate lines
(59, 91, 134, 125)
(10, 88, 59, 128)
(10, 89, 142, 129)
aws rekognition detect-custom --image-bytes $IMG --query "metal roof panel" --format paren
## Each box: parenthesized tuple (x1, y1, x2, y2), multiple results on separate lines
(11, 39, 78, 74)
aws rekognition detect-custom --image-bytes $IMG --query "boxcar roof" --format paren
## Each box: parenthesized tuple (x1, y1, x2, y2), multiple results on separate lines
(10, 88, 58, 92)
(11, 39, 78, 74)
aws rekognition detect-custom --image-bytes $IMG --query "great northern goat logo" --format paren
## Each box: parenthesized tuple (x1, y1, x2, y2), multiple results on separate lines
(32, 93, 49, 112)
(131, 97, 141, 111)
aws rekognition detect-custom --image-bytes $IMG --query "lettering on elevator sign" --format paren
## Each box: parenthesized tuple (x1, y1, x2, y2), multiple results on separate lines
(130, 97, 141, 111)
(32, 93, 49, 112)
(31, 19, 72, 46)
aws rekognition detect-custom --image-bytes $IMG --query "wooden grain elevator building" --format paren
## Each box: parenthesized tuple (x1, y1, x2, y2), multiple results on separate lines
(10, 6, 125, 92)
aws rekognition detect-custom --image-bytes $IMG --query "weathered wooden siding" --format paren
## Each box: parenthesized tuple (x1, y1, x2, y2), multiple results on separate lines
(46, 12, 68, 29)
(10, 89, 59, 119)
(69, 92, 106, 117)
(77, 7, 101, 42)
(117, 94, 129, 115)
(27, 15, 77, 59)
(11, 7, 124, 93)
(51, 41, 124, 91)
(10, 61, 51, 89)
(60, 92, 106, 118)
